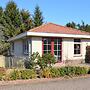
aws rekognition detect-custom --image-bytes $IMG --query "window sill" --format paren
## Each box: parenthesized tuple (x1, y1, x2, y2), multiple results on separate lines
(74, 54, 82, 57)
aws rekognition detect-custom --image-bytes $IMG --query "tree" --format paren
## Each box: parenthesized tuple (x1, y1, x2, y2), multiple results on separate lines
(33, 5, 44, 27)
(0, 1, 33, 39)
(0, 1, 33, 55)
(20, 9, 33, 32)
(66, 21, 90, 32)
(66, 21, 77, 29)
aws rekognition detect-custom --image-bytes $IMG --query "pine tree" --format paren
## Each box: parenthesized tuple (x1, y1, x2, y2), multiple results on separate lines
(20, 9, 33, 32)
(33, 5, 43, 27)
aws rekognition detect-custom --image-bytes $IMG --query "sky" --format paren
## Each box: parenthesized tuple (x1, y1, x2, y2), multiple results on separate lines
(0, 0, 90, 25)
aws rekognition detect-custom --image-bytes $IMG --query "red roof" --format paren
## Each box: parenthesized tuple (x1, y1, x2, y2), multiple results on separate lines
(28, 23, 90, 35)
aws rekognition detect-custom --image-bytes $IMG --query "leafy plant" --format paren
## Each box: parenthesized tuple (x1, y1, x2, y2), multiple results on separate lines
(41, 68, 51, 78)
(24, 52, 40, 69)
(37, 53, 56, 70)
(20, 69, 37, 79)
(10, 70, 21, 80)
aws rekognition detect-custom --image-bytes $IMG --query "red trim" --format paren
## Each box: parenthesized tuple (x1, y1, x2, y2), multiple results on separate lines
(51, 38, 54, 55)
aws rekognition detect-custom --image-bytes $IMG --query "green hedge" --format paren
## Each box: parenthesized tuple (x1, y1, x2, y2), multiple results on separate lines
(10, 69, 37, 80)
(0, 66, 90, 81)
(50, 66, 89, 78)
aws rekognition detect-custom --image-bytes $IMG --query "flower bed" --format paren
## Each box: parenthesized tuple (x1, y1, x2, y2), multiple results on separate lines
(0, 66, 90, 81)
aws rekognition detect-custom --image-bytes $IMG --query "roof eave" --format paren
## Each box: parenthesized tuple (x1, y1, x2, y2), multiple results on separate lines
(8, 32, 90, 42)
(8, 32, 27, 41)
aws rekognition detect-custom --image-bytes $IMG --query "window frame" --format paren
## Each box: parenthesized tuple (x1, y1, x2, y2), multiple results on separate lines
(23, 39, 29, 55)
(74, 39, 81, 55)
(42, 37, 62, 62)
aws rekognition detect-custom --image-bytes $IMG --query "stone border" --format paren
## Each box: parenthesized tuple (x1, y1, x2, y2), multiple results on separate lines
(0, 75, 90, 86)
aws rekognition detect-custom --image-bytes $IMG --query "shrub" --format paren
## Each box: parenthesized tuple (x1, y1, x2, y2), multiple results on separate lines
(0, 74, 3, 80)
(50, 66, 88, 78)
(20, 69, 37, 79)
(50, 68, 60, 78)
(37, 53, 56, 70)
(0, 68, 6, 81)
(75, 67, 88, 75)
(25, 52, 40, 69)
(10, 70, 21, 80)
(88, 68, 90, 74)
(41, 68, 51, 78)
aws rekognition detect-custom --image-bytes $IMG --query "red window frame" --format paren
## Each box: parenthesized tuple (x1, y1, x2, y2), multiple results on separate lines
(42, 37, 62, 62)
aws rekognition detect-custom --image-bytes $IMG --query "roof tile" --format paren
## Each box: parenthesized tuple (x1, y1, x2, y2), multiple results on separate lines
(28, 23, 90, 35)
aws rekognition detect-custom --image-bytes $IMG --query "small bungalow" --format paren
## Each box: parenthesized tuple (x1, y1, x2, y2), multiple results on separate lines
(8, 23, 90, 66)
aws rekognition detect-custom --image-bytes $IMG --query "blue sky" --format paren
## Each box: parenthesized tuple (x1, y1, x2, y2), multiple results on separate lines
(0, 0, 90, 25)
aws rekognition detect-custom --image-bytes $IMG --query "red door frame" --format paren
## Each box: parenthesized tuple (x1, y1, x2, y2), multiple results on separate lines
(42, 37, 62, 62)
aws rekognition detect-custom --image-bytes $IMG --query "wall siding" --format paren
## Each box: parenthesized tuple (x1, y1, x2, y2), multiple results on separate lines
(31, 37, 42, 56)
(14, 40, 23, 57)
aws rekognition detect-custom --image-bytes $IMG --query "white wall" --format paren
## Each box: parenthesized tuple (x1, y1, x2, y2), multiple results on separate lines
(31, 37, 42, 56)
(13, 37, 90, 62)
(62, 38, 90, 62)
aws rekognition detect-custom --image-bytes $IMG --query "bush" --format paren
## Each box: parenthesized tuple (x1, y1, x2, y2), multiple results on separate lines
(10, 70, 21, 80)
(0, 68, 6, 80)
(20, 69, 37, 79)
(75, 67, 88, 75)
(50, 66, 89, 78)
(50, 68, 60, 78)
(88, 68, 90, 74)
(25, 52, 40, 69)
(41, 68, 51, 78)
(37, 53, 56, 70)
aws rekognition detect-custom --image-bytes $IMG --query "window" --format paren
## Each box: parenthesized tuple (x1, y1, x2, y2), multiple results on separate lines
(43, 38, 51, 54)
(54, 38, 62, 61)
(23, 40, 29, 54)
(43, 38, 62, 62)
(74, 39, 81, 54)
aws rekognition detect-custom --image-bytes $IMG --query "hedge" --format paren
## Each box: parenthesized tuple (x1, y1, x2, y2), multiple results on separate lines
(0, 66, 90, 81)
(41, 66, 89, 78)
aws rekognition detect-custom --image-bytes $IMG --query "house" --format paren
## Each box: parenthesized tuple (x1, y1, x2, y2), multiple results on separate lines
(8, 23, 90, 66)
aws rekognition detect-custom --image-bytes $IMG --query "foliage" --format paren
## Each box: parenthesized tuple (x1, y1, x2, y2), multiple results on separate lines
(0, 1, 44, 55)
(0, 40, 10, 55)
(37, 53, 56, 70)
(24, 52, 40, 69)
(50, 68, 60, 78)
(41, 68, 51, 78)
(10, 70, 21, 80)
(50, 66, 88, 78)
(20, 69, 37, 79)
(66, 21, 77, 29)
(0, 1, 33, 39)
(0, 68, 6, 80)
(66, 21, 90, 32)
(85, 46, 90, 63)
(33, 5, 44, 27)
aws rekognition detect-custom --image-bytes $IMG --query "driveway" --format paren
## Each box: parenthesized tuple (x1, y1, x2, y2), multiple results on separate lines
(0, 77, 90, 90)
